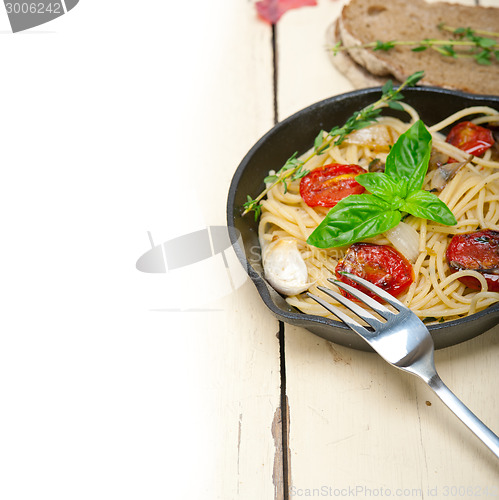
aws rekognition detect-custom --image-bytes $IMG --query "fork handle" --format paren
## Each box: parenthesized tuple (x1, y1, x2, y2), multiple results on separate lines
(428, 374, 499, 459)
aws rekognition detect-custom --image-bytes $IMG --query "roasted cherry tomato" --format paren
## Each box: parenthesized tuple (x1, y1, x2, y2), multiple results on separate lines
(446, 229, 499, 292)
(445, 121, 495, 157)
(335, 243, 414, 301)
(299, 163, 366, 207)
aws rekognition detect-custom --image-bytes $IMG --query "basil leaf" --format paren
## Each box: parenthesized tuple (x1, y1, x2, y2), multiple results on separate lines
(385, 120, 432, 195)
(307, 195, 401, 248)
(401, 190, 457, 226)
(356, 172, 405, 202)
(305, 114, 455, 250)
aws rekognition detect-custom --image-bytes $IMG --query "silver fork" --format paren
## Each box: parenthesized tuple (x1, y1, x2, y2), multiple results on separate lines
(308, 273, 499, 459)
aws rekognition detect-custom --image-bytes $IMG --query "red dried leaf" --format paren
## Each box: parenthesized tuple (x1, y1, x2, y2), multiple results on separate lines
(256, 0, 318, 24)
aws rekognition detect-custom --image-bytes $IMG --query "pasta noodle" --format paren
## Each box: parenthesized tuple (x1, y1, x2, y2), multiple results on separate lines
(258, 104, 499, 323)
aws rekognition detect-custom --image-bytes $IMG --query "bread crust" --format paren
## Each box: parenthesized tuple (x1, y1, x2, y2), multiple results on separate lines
(326, 20, 388, 88)
(327, 0, 499, 95)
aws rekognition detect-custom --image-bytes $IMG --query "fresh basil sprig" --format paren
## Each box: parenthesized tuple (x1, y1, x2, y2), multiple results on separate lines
(307, 120, 457, 249)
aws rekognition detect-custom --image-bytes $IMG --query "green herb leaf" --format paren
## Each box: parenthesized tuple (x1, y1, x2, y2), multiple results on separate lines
(404, 70, 424, 87)
(243, 195, 261, 221)
(382, 80, 393, 94)
(388, 100, 405, 111)
(355, 172, 404, 201)
(401, 190, 457, 226)
(331, 41, 342, 55)
(290, 165, 309, 181)
(307, 195, 401, 248)
(390, 93, 405, 101)
(475, 50, 492, 65)
(331, 29, 499, 67)
(441, 45, 457, 57)
(264, 174, 279, 183)
(314, 130, 329, 155)
(477, 37, 496, 49)
(385, 120, 432, 196)
(307, 120, 456, 249)
(314, 130, 324, 150)
(242, 72, 426, 218)
(374, 40, 396, 51)
(279, 152, 301, 173)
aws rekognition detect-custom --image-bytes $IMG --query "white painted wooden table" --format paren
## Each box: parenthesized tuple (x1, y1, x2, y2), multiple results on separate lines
(0, 1, 498, 500)
(205, 0, 499, 498)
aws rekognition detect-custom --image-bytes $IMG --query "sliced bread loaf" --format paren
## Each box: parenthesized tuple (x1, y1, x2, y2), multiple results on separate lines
(327, 0, 499, 95)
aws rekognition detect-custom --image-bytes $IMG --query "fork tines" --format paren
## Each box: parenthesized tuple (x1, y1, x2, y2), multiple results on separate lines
(307, 273, 408, 335)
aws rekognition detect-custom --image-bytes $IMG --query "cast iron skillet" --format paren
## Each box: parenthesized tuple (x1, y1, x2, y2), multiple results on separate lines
(227, 86, 499, 351)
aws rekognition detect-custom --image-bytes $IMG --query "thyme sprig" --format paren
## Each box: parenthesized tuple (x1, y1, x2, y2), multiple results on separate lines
(331, 25, 499, 66)
(242, 71, 424, 219)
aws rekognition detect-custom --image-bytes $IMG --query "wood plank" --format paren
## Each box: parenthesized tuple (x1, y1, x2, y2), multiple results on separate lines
(160, 1, 285, 498)
(277, 0, 499, 494)
(284, 325, 499, 492)
(276, 0, 352, 120)
(479, 0, 499, 7)
(0, 1, 282, 499)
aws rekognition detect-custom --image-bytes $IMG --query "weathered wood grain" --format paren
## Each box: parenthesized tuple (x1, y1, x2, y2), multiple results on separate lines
(277, 0, 499, 494)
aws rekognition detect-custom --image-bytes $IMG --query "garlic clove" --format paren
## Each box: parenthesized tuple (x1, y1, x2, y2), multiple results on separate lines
(263, 239, 312, 295)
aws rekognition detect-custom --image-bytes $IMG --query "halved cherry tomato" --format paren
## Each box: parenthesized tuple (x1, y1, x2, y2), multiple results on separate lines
(445, 121, 495, 157)
(299, 163, 366, 207)
(335, 243, 414, 301)
(446, 229, 499, 292)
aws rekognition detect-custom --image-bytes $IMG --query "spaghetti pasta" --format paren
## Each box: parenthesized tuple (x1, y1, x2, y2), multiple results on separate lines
(258, 104, 499, 323)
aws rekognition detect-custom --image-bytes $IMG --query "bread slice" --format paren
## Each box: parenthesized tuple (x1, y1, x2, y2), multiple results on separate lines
(327, 0, 499, 95)
(326, 19, 388, 89)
